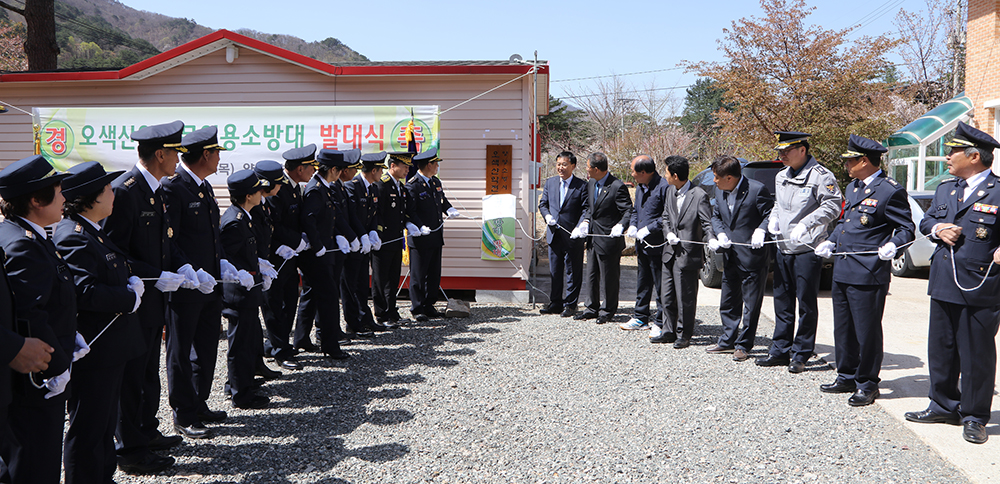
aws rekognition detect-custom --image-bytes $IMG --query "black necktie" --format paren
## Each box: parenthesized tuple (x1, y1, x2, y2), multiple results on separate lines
(957, 179, 968, 203)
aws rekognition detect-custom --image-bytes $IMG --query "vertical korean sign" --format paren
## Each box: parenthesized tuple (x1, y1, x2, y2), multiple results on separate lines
(31, 106, 439, 186)
(482, 145, 515, 261)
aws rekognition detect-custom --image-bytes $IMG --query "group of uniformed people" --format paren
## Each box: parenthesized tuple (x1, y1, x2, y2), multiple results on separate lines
(0, 120, 458, 482)
(542, 124, 1000, 446)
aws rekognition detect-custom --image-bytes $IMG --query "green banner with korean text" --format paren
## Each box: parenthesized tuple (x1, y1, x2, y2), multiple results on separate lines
(32, 106, 439, 185)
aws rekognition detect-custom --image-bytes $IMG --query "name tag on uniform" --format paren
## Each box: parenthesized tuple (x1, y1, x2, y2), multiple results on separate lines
(140, 211, 156, 217)
(801, 187, 809, 195)
(188, 201, 202, 208)
(106, 253, 117, 262)
(973, 203, 999, 214)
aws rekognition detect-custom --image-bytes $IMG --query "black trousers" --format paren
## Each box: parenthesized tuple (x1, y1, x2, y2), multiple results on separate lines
(584, 246, 621, 318)
(263, 256, 299, 360)
(717, 254, 768, 350)
(409, 245, 442, 316)
(372, 241, 404, 322)
(115, 322, 164, 461)
(771, 251, 821, 362)
(223, 286, 264, 403)
(0, 384, 68, 484)
(165, 297, 222, 426)
(296, 252, 345, 352)
(341, 254, 375, 332)
(927, 298, 1000, 425)
(660, 257, 700, 340)
(634, 243, 662, 323)
(548, 240, 584, 309)
(64, 361, 125, 484)
(831, 281, 887, 392)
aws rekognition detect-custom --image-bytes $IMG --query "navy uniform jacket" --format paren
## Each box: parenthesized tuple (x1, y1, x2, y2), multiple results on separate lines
(103, 166, 188, 328)
(221, 206, 263, 313)
(0, 249, 23, 409)
(162, 168, 224, 301)
(920, 172, 1000, 306)
(538, 175, 587, 250)
(374, 173, 409, 242)
(828, 173, 914, 286)
(250, 204, 272, 259)
(330, 180, 360, 243)
(300, 176, 338, 254)
(265, 180, 303, 255)
(346, 174, 379, 236)
(405, 173, 453, 249)
(53, 215, 144, 368)
(0, 218, 76, 381)
(711, 177, 774, 271)
(584, 173, 633, 256)
(662, 184, 714, 270)
(629, 173, 668, 248)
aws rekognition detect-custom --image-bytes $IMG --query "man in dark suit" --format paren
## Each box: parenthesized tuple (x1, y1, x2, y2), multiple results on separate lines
(621, 155, 667, 331)
(813, 135, 913, 407)
(340, 151, 382, 335)
(405, 148, 459, 322)
(372, 152, 414, 326)
(537, 151, 587, 317)
(705, 155, 774, 362)
(572, 152, 633, 325)
(907, 122, 1000, 444)
(654, 155, 713, 348)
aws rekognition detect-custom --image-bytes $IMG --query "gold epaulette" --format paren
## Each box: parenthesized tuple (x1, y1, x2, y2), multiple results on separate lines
(123, 177, 136, 187)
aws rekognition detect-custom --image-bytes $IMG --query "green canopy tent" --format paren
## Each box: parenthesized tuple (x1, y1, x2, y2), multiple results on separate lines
(885, 93, 974, 192)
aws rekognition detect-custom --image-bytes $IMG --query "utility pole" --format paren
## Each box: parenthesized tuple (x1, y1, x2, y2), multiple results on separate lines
(950, 0, 965, 97)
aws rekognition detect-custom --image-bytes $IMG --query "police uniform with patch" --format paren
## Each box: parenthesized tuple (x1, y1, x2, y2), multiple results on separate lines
(0, 155, 76, 484)
(103, 121, 187, 468)
(372, 152, 412, 324)
(220, 170, 269, 409)
(340, 150, 379, 335)
(405, 148, 454, 318)
(915, 122, 1000, 439)
(824, 135, 914, 403)
(54, 162, 146, 484)
(765, 131, 843, 368)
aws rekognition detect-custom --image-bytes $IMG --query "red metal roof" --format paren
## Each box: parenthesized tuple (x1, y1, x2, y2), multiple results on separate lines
(0, 29, 548, 83)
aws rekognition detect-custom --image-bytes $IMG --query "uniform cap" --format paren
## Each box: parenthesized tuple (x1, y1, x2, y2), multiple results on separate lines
(413, 147, 441, 165)
(0, 155, 71, 199)
(316, 149, 349, 168)
(227, 169, 269, 197)
(182, 125, 228, 152)
(253, 160, 287, 185)
(360, 151, 387, 169)
(841, 134, 887, 159)
(387, 151, 414, 167)
(944, 122, 1000, 151)
(130, 120, 187, 152)
(61, 161, 125, 199)
(282, 144, 319, 167)
(774, 131, 811, 150)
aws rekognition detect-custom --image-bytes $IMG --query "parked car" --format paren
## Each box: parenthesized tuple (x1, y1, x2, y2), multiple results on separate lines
(890, 191, 935, 277)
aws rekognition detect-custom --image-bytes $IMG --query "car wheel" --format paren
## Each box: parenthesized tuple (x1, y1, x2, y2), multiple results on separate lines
(890, 249, 916, 277)
(700, 242, 723, 288)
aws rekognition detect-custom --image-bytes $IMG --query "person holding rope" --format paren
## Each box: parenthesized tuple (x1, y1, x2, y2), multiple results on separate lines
(53, 161, 147, 484)
(537, 151, 587, 318)
(906, 122, 1000, 444)
(372, 152, 415, 326)
(621, 155, 667, 332)
(813, 135, 913, 407)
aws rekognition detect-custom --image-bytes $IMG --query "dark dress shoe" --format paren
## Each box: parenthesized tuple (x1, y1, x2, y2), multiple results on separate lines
(146, 433, 183, 451)
(560, 307, 577, 318)
(574, 311, 599, 321)
(275, 358, 302, 370)
(596, 315, 610, 325)
(196, 409, 227, 423)
(255, 363, 282, 380)
(705, 344, 735, 354)
(119, 453, 175, 474)
(371, 321, 398, 331)
(347, 328, 375, 338)
(233, 394, 270, 410)
(788, 360, 805, 373)
(672, 338, 690, 349)
(174, 423, 212, 439)
(414, 313, 429, 322)
(650, 332, 677, 344)
(963, 421, 988, 444)
(904, 408, 961, 425)
(848, 388, 879, 406)
(732, 349, 750, 362)
(426, 308, 446, 319)
(820, 380, 856, 394)
(324, 350, 351, 360)
(296, 342, 321, 354)
(755, 354, 790, 367)
(539, 305, 561, 314)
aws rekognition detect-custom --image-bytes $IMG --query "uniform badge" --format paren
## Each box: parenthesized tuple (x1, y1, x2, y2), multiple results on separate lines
(860, 214, 869, 226)
(24, 230, 33, 240)
(979, 191, 986, 197)
(198, 192, 204, 198)
(825, 184, 836, 193)
(977, 225, 989, 239)
(150, 198, 155, 205)
(391, 202, 396, 208)
(865, 189, 871, 194)
(167, 227, 174, 238)
(853, 188, 858, 193)
(74, 223, 83, 233)
(951, 190, 956, 196)
(98, 236, 103, 244)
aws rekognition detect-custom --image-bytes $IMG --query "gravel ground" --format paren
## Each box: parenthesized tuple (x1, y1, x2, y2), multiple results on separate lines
(107, 302, 966, 484)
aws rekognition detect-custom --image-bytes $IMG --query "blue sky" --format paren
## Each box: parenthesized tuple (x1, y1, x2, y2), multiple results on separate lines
(121, 0, 929, 105)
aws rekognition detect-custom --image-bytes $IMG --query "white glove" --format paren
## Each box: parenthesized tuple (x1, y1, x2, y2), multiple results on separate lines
(768, 217, 781, 235)
(336, 235, 350, 253)
(262, 275, 273, 291)
(349, 238, 360, 252)
(220, 259, 239, 283)
(708, 238, 721, 251)
(751, 228, 766, 249)
(790, 223, 809, 245)
(636, 227, 651, 241)
(43, 369, 70, 400)
(610, 224, 624, 237)
(315, 246, 327, 257)
(196, 269, 217, 294)
(418, 226, 430, 236)
(72, 332, 90, 362)
(360, 234, 372, 254)
(127, 275, 144, 313)
(717, 232, 732, 249)
(259, 258, 278, 279)
(878, 242, 897, 261)
(370, 231, 382, 251)
(154, 271, 182, 293)
(276, 245, 296, 260)
(814, 240, 835, 259)
(666, 232, 680, 245)
(446, 207, 460, 219)
(298, 233, 311, 252)
(406, 222, 422, 237)
(570, 226, 583, 239)
(545, 214, 556, 226)
(237, 269, 254, 289)
(579, 221, 589, 236)
(177, 264, 198, 290)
